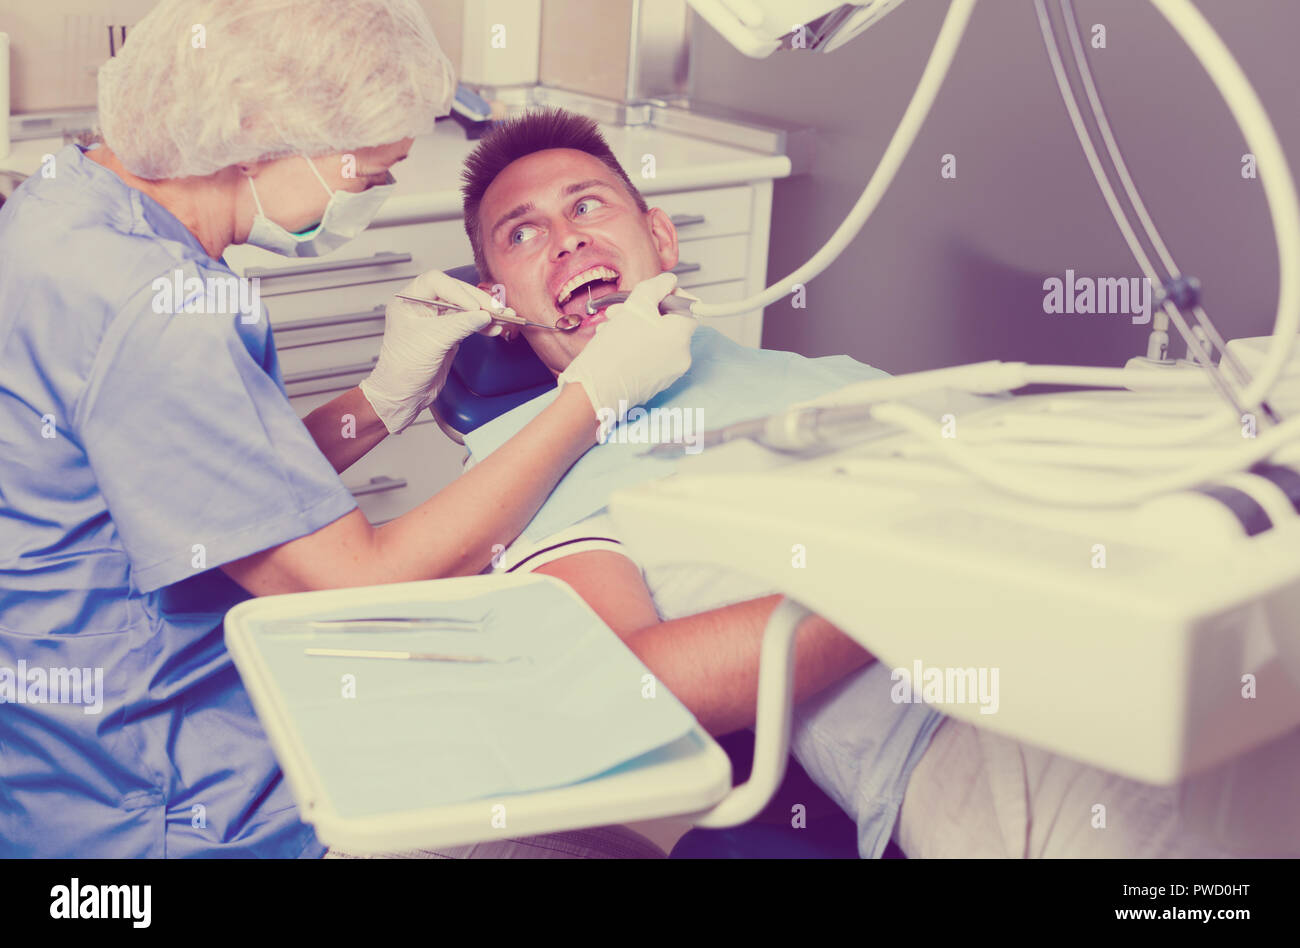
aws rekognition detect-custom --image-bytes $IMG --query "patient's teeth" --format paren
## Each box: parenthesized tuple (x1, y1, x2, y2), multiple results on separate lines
(556, 266, 619, 304)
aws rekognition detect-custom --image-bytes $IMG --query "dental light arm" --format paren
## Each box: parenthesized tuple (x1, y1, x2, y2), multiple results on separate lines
(686, 0, 911, 57)
(683, 0, 1300, 503)
(685, 0, 975, 322)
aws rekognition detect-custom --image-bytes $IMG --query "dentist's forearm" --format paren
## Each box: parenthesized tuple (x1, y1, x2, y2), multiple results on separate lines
(222, 386, 599, 597)
(304, 386, 390, 473)
(625, 597, 874, 737)
(370, 384, 599, 579)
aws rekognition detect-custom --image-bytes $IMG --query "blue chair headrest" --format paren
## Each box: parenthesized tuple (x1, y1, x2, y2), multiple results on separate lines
(431, 265, 557, 438)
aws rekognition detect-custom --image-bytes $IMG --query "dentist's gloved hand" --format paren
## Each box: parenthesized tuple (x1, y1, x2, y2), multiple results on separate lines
(558, 272, 697, 426)
(360, 270, 506, 434)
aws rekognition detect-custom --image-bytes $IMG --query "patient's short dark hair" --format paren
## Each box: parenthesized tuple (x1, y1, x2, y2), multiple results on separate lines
(461, 108, 649, 281)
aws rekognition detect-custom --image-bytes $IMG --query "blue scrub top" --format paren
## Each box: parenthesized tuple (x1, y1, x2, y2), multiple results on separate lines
(0, 145, 359, 856)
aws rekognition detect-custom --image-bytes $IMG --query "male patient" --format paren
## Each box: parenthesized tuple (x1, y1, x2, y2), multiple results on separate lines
(450, 108, 1300, 859)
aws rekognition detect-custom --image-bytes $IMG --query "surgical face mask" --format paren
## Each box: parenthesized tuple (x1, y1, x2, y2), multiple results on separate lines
(245, 154, 396, 257)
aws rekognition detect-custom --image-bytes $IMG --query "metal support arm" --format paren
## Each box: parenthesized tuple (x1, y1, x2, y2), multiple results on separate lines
(692, 597, 811, 828)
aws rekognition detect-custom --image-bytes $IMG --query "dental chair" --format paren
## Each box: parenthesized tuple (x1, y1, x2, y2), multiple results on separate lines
(427, 266, 890, 859)
(429, 265, 557, 443)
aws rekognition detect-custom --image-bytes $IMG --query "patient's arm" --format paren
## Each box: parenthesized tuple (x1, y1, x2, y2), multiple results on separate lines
(534, 551, 873, 736)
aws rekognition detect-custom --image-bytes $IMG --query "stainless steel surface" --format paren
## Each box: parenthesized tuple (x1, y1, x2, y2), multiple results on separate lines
(465, 84, 804, 164)
(36, 85, 801, 168)
(629, 0, 693, 101)
(538, 1, 689, 103)
(487, 84, 645, 125)
(648, 101, 816, 173)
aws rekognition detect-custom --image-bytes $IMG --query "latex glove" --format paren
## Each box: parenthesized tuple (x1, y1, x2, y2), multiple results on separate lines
(360, 270, 506, 434)
(558, 271, 697, 428)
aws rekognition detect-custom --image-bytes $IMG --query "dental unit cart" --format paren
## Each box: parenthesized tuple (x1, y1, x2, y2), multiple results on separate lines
(608, 358, 1300, 790)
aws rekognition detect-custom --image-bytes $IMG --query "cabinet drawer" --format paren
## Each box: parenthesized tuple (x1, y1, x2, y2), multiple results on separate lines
(224, 218, 475, 325)
(672, 234, 749, 289)
(338, 421, 467, 524)
(284, 358, 377, 405)
(276, 327, 384, 379)
(651, 186, 753, 242)
(262, 277, 409, 327)
(223, 218, 469, 280)
(272, 305, 385, 376)
(273, 305, 387, 347)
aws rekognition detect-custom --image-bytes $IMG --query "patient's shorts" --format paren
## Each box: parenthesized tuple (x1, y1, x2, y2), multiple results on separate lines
(786, 659, 944, 859)
(897, 718, 1300, 858)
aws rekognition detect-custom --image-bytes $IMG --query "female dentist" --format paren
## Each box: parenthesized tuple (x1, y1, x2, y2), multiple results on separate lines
(0, 0, 694, 857)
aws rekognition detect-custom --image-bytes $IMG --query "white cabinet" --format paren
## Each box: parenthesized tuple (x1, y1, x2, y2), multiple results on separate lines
(654, 182, 772, 349)
(223, 178, 775, 523)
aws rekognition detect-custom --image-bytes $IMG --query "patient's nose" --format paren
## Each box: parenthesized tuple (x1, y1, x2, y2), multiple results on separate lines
(552, 218, 591, 258)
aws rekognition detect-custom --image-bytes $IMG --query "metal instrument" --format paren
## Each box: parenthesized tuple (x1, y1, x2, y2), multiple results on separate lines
(304, 647, 519, 663)
(585, 291, 697, 317)
(395, 293, 582, 332)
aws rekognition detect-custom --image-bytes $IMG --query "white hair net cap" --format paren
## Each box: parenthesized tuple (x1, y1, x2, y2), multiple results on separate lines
(97, 0, 455, 180)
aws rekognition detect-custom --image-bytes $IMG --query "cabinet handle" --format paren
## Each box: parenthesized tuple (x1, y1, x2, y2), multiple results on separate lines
(348, 475, 408, 497)
(287, 380, 363, 400)
(245, 252, 413, 281)
(275, 306, 387, 334)
(670, 261, 702, 275)
(669, 213, 706, 227)
(283, 358, 378, 386)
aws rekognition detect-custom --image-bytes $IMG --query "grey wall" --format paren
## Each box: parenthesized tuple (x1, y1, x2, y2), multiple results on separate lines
(689, 0, 1300, 375)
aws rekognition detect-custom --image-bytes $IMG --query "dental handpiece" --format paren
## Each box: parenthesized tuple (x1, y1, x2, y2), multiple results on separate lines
(584, 292, 697, 317)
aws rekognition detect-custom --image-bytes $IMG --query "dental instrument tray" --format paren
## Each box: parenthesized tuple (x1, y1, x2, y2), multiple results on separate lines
(224, 573, 731, 854)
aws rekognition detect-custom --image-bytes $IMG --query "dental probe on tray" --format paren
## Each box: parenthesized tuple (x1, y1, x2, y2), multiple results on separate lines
(304, 647, 521, 663)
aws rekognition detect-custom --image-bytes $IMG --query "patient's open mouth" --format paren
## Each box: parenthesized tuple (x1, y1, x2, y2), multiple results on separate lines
(555, 265, 620, 322)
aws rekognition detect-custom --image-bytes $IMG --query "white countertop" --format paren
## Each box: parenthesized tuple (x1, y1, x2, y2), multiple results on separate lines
(2, 118, 791, 222)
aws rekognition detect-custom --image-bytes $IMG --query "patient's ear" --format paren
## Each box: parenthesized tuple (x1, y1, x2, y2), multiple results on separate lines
(646, 207, 679, 273)
(477, 280, 508, 308)
(477, 280, 517, 341)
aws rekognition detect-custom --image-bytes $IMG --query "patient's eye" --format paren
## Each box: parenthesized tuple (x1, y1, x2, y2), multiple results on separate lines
(574, 197, 604, 216)
(511, 224, 539, 245)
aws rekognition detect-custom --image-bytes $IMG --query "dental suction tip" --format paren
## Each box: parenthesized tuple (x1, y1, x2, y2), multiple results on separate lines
(586, 293, 626, 316)
(583, 292, 696, 318)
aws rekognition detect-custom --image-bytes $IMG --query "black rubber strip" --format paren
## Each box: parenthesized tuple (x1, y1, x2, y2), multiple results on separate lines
(1192, 485, 1273, 536)
(506, 536, 622, 573)
(1249, 463, 1300, 514)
